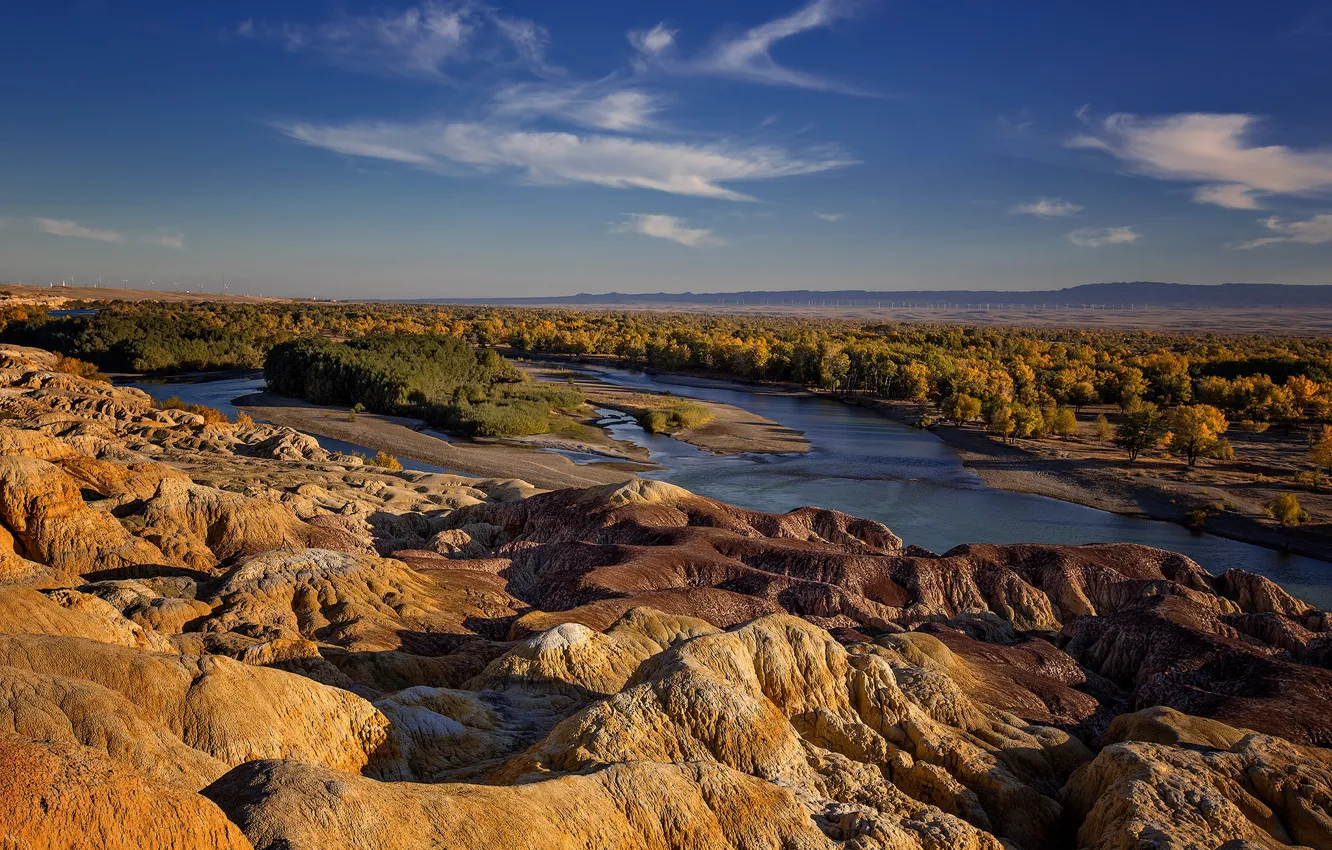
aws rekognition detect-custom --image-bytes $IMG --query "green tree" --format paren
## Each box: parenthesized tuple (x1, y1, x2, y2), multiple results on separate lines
(1094, 413, 1113, 442)
(1115, 402, 1167, 462)
(1051, 407, 1078, 440)
(1165, 404, 1230, 466)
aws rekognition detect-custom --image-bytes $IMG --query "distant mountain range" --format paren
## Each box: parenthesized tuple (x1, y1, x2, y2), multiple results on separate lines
(416, 282, 1332, 309)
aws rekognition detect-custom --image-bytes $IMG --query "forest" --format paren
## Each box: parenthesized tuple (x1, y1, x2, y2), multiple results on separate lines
(4, 299, 1332, 440)
(263, 334, 584, 438)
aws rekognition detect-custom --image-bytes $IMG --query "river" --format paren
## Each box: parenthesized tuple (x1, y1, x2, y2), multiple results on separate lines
(561, 365, 1332, 609)
(127, 370, 1332, 608)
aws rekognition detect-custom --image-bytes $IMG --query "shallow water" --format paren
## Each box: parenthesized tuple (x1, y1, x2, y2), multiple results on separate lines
(562, 365, 1332, 608)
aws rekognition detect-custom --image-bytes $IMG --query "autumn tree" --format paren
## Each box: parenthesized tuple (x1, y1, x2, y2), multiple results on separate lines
(941, 393, 981, 424)
(1094, 414, 1113, 442)
(1166, 404, 1230, 466)
(1115, 402, 1167, 462)
(1311, 426, 1332, 480)
(1051, 407, 1078, 440)
(1265, 493, 1309, 527)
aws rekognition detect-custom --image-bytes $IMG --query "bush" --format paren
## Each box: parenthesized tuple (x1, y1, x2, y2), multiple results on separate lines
(368, 451, 403, 470)
(635, 401, 714, 434)
(1265, 493, 1309, 527)
(158, 396, 228, 425)
(52, 354, 105, 382)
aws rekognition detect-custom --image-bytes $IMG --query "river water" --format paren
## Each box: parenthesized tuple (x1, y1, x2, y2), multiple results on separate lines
(563, 365, 1332, 608)
(127, 371, 1332, 608)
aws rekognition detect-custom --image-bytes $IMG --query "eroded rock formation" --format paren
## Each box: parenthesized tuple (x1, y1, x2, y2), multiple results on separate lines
(0, 343, 1328, 850)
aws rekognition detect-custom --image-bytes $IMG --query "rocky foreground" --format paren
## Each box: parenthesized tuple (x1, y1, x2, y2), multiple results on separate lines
(0, 343, 1329, 850)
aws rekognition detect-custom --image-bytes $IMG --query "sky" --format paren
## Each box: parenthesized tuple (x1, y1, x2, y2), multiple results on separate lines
(2, 0, 1332, 298)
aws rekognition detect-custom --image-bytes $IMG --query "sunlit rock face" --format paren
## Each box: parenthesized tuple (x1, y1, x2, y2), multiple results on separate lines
(0, 342, 1329, 850)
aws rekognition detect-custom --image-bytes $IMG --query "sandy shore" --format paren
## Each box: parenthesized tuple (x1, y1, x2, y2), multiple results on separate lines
(237, 393, 647, 491)
(519, 362, 810, 455)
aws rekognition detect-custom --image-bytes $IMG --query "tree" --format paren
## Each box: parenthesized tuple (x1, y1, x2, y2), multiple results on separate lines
(1115, 402, 1167, 462)
(1310, 426, 1332, 477)
(1068, 381, 1098, 413)
(987, 404, 1016, 444)
(1165, 404, 1229, 466)
(1094, 414, 1113, 442)
(1117, 367, 1147, 410)
(1265, 493, 1309, 527)
(1012, 404, 1045, 439)
(1051, 407, 1078, 440)
(941, 393, 981, 424)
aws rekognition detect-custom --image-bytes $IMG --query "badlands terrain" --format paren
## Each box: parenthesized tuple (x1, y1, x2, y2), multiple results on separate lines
(0, 342, 1329, 849)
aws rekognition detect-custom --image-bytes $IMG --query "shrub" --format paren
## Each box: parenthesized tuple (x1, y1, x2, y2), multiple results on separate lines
(158, 396, 228, 425)
(1094, 414, 1113, 442)
(1265, 493, 1309, 527)
(635, 402, 714, 434)
(52, 354, 105, 382)
(368, 451, 403, 470)
(234, 411, 255, 428)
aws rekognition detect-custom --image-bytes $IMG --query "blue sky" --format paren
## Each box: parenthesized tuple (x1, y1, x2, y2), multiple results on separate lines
(2, 0, 1331, 297)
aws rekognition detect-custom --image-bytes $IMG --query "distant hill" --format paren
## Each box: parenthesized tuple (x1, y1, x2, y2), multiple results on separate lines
(418, 282, 1332, 309)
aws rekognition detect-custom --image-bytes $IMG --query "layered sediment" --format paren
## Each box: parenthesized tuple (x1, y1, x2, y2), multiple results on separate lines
(0, 343, 1327, 850)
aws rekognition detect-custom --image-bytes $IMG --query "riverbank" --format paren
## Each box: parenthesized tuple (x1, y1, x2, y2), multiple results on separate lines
(522, 355, 1331, 564)
(234, 392, 646, 491)
(848, 396, 1332, 563)
(517, 361, 809, 455)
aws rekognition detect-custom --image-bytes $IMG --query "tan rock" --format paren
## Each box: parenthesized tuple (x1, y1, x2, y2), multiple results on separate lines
(0, 735, 253, 850)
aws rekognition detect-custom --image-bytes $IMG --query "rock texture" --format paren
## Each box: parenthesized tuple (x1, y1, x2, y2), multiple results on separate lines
(0, 343, 1329, 850)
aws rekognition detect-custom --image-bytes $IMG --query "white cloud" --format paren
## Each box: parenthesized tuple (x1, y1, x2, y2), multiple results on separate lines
(145, 231, 186, 250)
(239, 2, 553, 80)
(492, 83, 666, 132)
(33, 218, 123, 243)
(629, 23, 676, 56)
(1008, 197, 1082, 217)
(1067, 226, 1140, 247)
(814, 211, 844, 221)
(1070, 112, 1332, 209)
(631, 0, 868, 93)
(277, 119, 855, 200)
(1234, 214, 1332, 249)
(612, 214, 724, 246)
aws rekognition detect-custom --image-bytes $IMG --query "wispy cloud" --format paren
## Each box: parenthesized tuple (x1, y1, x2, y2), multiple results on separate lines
(238, 2, 553, 80)
(1008, 197, 1082, 217)
(612, 213, 724, 246)
(1234, 214, 1332, 248)
(491, 83, 667, 132)
(1069, 112, 1332, 210)
(145, 230, 186, 250)
(629, 23, 676, 56)
(33, 218, 124, 243)
(630, 0, 871, 93)
(814, 211, 844, 221)
(278, 119, 856, 200)
(1067, 226, 1140, 247)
